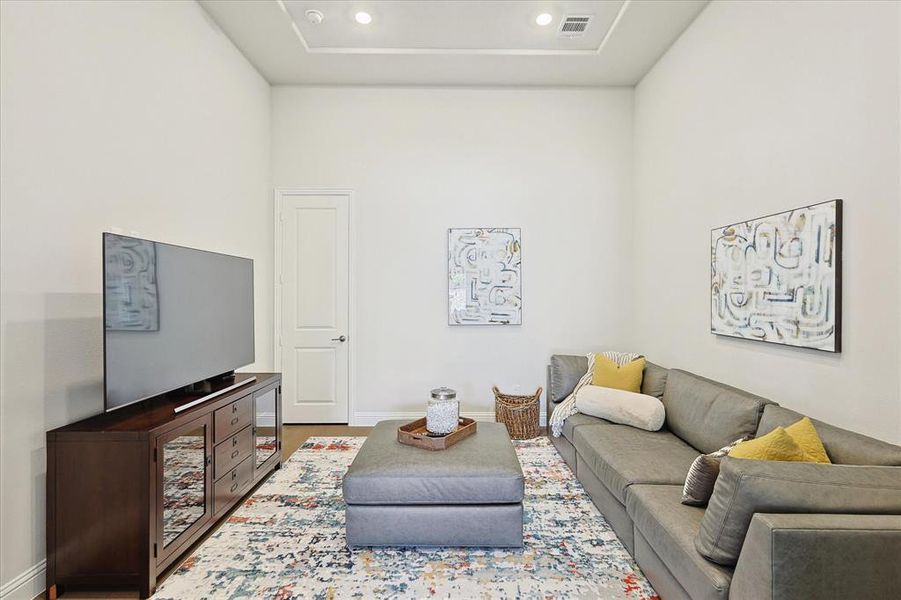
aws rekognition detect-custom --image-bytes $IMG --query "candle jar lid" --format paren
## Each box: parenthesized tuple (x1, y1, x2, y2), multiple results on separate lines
(430, 387, 457, 401)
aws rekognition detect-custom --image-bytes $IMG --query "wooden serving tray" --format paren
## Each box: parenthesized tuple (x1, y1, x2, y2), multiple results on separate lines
(397, 417, 477, 451)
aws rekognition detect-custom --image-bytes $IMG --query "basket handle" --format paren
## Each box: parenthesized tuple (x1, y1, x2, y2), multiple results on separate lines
(492, 386, 543, 398)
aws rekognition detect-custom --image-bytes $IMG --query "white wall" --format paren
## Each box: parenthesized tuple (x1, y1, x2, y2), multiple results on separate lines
(3, 2, 899, 597)
(0, 2, 271, 597)
(633, 0, 901, 443)
(272, 87, 634, 423)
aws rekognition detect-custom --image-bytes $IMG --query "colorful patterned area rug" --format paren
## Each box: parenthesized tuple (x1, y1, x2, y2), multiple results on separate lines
(154, 436, 658, 600)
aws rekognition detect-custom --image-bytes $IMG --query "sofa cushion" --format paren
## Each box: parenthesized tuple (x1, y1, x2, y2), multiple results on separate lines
(757, 404, 901, 466)
(662, 370, 773, 453)
(696, 457, 901, 566)
(591, 355, 646, 392)
(626, 485, 733, 600)
(572, 423, 700, 503)
(641, 361, 669, 400)
(727, 427, 807, 462)
(783, 416, 831, 463)
(549, 354, 588, 402)
(575, 386, 665, 431)
(682, 437, 747, 506)
(561, 412, 604, 442)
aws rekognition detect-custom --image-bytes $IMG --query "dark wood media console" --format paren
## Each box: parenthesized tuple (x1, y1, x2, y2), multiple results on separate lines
(46, 372, 282, 599)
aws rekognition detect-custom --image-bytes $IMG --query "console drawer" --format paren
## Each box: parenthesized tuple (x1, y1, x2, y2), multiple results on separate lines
(214, 425, 252, 479)
(213, 456, 253, 515)
(214, 394, 252, 443)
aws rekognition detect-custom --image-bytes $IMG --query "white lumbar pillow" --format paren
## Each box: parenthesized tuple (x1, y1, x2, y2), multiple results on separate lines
(574, 385, 665, 431)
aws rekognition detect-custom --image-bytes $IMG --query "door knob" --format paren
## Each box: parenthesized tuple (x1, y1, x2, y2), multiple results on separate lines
(331, 335, 347, 342)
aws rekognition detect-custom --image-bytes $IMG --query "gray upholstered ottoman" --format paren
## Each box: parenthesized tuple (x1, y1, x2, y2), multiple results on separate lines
(342, 420, 524, 548)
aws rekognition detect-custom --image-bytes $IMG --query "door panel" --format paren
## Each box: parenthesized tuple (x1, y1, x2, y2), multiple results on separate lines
(294, 348, 336, 403)
(295, 208, 337, 328)
(279, 192, 350, 423)
(253, 383, 280, 470)
(155, 414, 212, 563)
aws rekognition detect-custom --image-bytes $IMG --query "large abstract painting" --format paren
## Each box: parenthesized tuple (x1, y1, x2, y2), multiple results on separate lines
(711, 200, 842, 352)
(104, 234, 160, 331)
(448, 228, 522, 325)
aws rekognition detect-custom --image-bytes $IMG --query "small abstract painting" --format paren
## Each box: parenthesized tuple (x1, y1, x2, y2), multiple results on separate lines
(711, 200, 842, 352)
(104, 234, 160, 331)
(448, 228, 522, 325)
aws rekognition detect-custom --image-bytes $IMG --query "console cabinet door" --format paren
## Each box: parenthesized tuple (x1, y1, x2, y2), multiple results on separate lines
(154, 414, 213, 564)
(253, 383, 280, 472)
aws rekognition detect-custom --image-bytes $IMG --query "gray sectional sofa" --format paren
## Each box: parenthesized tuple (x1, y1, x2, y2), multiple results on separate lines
(546, 355, 901, 600)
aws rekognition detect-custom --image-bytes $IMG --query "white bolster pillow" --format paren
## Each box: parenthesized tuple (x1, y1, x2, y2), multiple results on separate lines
(574, 385, 665, 431)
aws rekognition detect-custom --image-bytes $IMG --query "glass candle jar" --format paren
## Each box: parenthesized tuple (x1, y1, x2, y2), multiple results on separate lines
(427, 387, 459, 435)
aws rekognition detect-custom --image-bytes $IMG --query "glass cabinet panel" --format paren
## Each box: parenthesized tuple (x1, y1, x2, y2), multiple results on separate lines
(254, 387, 278, 468)
(161, 423, 207, 547)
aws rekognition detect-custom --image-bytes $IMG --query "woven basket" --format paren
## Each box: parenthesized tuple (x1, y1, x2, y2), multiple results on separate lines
(493, 386, 542, 440)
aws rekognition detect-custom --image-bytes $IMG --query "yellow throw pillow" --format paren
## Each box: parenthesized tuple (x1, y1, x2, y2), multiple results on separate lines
(785, 417, 831, 464)
(727, 427, 808, 462)
(591, 356, 645, 393)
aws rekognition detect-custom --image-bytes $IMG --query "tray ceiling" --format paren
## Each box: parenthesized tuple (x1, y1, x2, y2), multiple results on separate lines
(198, 0, 709, 86)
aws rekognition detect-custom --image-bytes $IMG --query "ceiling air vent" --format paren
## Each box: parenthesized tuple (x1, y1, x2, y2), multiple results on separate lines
(558, 15, 592, 38)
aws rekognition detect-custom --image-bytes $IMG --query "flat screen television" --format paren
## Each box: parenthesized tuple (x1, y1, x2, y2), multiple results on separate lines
(103, 233, 254, 412)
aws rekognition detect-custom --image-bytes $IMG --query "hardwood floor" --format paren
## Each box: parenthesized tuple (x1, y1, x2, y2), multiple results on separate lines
(281, 424, 371, 458)
(51, 425, 370, 600)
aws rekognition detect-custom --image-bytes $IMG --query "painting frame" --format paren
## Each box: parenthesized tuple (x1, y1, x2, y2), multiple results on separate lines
(710, 199, 842, 353)
(447, 227, 522, 326)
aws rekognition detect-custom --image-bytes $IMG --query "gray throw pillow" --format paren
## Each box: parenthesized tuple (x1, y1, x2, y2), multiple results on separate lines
(681, 437, 746, 506)
(640, 362, 668, 400)
(695, 457, 901, 566)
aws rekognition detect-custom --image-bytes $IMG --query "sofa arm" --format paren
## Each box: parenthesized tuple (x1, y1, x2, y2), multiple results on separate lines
(730, 513, 901, 600)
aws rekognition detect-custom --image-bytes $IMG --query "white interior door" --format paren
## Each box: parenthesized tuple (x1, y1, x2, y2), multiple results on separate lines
(277, 191, 350, 423)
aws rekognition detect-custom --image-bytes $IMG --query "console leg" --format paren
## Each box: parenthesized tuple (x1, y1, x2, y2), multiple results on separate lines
(139, 581, 153, 599)
(47, 585, 58, 600)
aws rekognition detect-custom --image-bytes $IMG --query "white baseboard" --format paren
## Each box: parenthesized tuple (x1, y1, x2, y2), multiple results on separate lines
(352, 411, 546, 427)
(0, 560, 45, 600)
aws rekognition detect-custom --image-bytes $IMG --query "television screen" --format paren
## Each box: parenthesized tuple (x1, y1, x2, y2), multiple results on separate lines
(103, 233, 254, 411)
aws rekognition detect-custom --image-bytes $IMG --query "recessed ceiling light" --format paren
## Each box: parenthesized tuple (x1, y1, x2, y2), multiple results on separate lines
(305, 9, 323, 25)
(536, 13, 553, 26)
(354, 11, 372, 25)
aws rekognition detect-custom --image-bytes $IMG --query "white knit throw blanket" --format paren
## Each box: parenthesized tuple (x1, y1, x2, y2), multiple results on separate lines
(549, 351, 643, 437)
